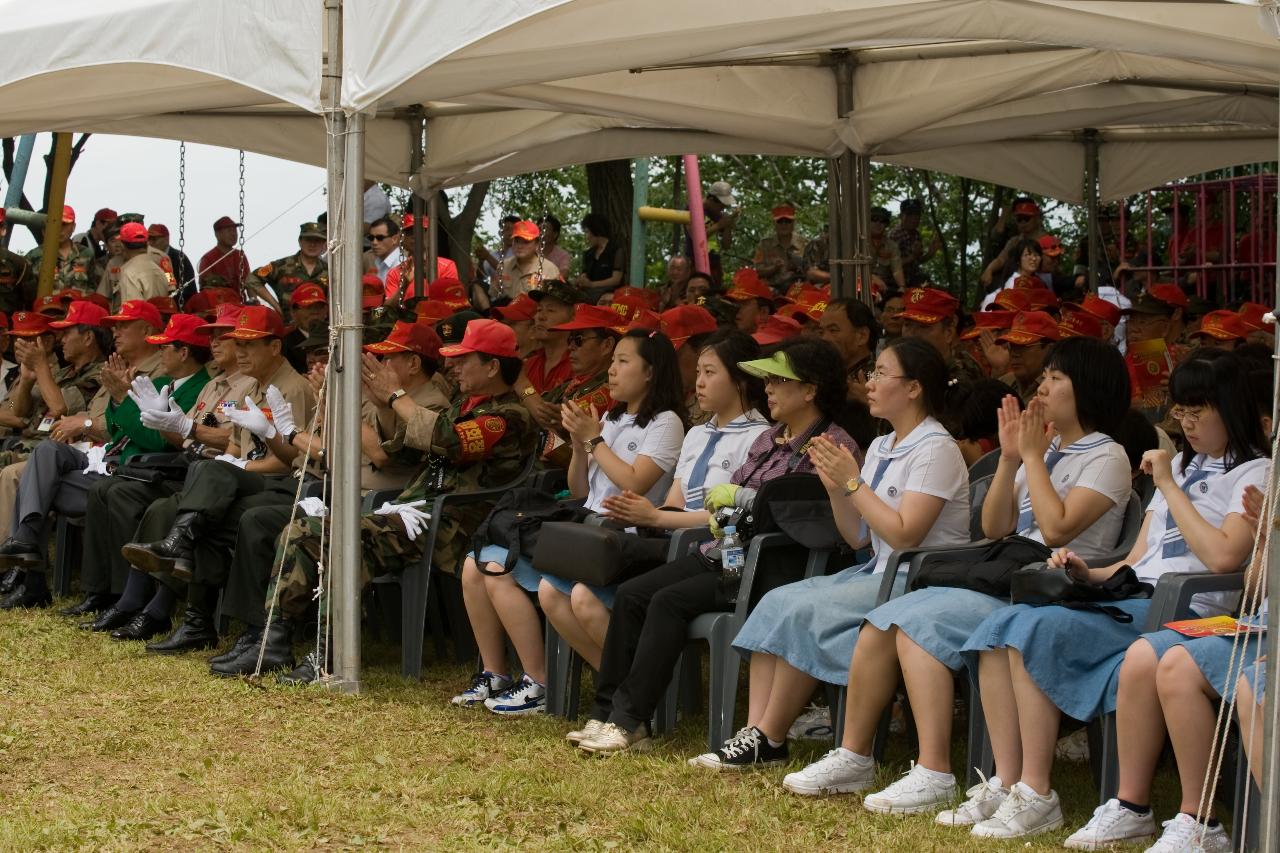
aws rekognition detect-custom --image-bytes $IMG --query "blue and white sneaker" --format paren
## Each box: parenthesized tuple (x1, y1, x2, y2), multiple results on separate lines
(450, 671, 512, 707)
(484, 674, 546, 715)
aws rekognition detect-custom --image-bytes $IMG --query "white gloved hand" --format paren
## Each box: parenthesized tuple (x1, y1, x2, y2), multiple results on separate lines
(298, 496, 328, 518)
(265, 385, 296, 438)
(373, 499, 431, 540)
(139, 398, 194, 437)
(224, 396, 276, 440)
(127, 377, 167, 413)
(214, 452, 249, 469)
(81, 445, 109, 476)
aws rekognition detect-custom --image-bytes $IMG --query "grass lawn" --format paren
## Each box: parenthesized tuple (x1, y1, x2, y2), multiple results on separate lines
(0, 600, 1209, 851)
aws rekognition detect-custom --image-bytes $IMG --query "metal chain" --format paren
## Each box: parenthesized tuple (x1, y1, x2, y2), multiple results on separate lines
(237, 150, 246, 254)
(177, 142, 186, 261)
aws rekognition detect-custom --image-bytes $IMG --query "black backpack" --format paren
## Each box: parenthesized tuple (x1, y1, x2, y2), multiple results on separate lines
(471, 485, 590, 575)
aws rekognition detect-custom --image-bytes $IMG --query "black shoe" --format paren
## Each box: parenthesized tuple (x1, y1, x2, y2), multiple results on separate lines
(210, 620, 293, 677)
(82, 605, 138, 632)
(120, 511, 198, 581)
(0, 537, 39, 569)
(689, 726, 790, 770)
(59, 593, 117, 617)
(0, 584, 51, 610)
(209, 628, 261, 666)
(0, 567, 21, 595)
(145, 608, 219, 654)
(277, 650, 327, 686)
(110, 612, 171, 641)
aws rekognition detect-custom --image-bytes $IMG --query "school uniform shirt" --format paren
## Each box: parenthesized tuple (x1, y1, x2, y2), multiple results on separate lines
(1130, 453, 1268, 615)
(672, 410, 770, 510)
(859, 416, 970, 575)
(1012, 432, 1132, 560)
(585, 409, 685, 513)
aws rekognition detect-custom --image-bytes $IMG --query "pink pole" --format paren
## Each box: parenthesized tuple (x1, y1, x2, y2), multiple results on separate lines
(683, 154, 710, 275)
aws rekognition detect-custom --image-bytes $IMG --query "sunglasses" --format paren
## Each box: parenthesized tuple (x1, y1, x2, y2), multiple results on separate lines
(567, 332, 604, 347)
(369, 234, 392, 241)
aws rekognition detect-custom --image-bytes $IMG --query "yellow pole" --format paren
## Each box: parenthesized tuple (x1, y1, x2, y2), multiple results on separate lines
(35, 133, 73, 298)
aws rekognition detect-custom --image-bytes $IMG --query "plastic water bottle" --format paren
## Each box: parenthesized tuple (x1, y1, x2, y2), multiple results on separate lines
(720, 525, 745, 603)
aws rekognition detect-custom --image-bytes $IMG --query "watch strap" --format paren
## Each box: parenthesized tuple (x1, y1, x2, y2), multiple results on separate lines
(387, 389, 408, 408)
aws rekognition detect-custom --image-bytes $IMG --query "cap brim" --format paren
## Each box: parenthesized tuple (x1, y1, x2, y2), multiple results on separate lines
(363, 341, 411, 354)
(898, 310, 944, 325)
(46, 319, 79, 329)
(221, 328, 274, 340)
(195, 322, 236, 334)
(998, 331, 1051, 346)
(738, 355, 800, 381)
(713, 194, 736, 206)
(6, 329, 46, 337)
(1190, 328, 1239, 341)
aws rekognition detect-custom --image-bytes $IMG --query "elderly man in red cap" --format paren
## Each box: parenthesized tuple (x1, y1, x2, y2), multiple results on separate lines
(25, 205, 95, 291)
(103, 222, 171, 310)
(751, 204, 807, 292)
(997, 311, 1063, 404)
(495, 220, 560, 303)
(723, 269, 776, 333)
(899, 286, 986, 384)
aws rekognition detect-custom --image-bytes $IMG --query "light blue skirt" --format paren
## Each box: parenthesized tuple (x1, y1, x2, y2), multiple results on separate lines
(961, 599, 1152, 721)
(1240, 661, 1266, 705)
(477, 544, 616, 609)
(731, 566, 906, 685)
(1137, 628, 1265, 704)
(865, 587, 1008, 672)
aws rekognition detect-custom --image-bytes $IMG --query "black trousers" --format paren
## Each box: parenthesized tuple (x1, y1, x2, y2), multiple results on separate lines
(220, 503, 294, 629)
(82, 477, 181, 595)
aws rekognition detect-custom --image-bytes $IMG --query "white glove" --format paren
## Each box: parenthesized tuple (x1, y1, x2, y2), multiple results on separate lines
(214, 452, 249, 469)
(81, 445, 109, 476)
(265, 385, 296, 438)
(374, 499, 431, 540)
(127, 377, 167, 413)
(224, 395, 276, 440)
(298, 497, 328, 518)
(139, 398, 193, 437)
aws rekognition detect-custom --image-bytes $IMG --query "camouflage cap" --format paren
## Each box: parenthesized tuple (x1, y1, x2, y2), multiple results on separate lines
(117, 212, 145, 225)
(527, 279, 587, 306)
(298, 221, 326, 239)
(435, 310, 483, 345)
(298, 322, 330, 352)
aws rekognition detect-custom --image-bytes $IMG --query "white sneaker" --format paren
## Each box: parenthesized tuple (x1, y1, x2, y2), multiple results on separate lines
(935, 771, 1008, 827)
(862, 762, 958, 815)
(782, 748, 875, 796)
(1064, 798, 1156, 849)
(483, 674, 546, 715)
(451, 671, 512, 707)
(787, 704, 834, 742)
(1144, 813, 1232, 853)
(578, 721, 654, 756)
(971, 781, 1063, 838)
(566, 718, 606, 745)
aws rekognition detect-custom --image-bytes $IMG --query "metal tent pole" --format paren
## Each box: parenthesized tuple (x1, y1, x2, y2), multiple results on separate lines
(629, 157, 649, 286)
(34, 133, 72, 298)
(408, 108, 427, 300)
(827, 158, 845, 296)
(1084, 129, 1101, 294)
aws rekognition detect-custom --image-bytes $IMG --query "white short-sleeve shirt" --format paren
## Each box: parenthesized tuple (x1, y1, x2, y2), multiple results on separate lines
(585, 409, 686, 512)
(1012, 432, 1132, 560)
(1130, 454, 1268, 613)
(673, 410, 771, 510)
(860, 417, 971, 575)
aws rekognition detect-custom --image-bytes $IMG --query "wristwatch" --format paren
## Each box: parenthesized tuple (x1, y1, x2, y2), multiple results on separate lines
(843, 475, 865, 496)
(521, 386, 538, 398)
(583, 435, 606, 454)
(82, 417, 93, 433)
(387, 389, 408, 407)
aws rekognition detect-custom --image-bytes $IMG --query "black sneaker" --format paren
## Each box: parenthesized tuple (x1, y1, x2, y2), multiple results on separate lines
(687, 725, 788, 771)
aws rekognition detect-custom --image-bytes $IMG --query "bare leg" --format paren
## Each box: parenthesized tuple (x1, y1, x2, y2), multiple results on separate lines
(569, 583, 610, 651)
(841, 624, 901, 755)
(747, 652, 779, 726)
(1008, 648, 1062, 795)
(979, 649, 1023, 785)
(482, 570, 547, 683)
(898, 632, 955, 775)
(539, 580, 601, 670)
(757, 657, 820, 743)
(1236, 675, 1263, 788)
(1157, 646, 1221, 817)
(1115, 639, 1167, 806)
(461, 557, 508, 676)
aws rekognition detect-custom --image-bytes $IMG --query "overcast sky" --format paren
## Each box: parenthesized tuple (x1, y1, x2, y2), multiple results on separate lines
(5, 134, 328, 267)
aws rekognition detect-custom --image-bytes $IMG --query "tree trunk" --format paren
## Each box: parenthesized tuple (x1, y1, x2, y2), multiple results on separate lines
(431, 182, 490, 283)
(586, 159, 634, 277)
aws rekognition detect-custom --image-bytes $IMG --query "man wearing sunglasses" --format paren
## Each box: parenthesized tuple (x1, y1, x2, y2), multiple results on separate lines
(537, 303, 620, 466)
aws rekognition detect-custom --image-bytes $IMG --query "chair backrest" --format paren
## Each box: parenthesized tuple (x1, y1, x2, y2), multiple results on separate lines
(968, 448, 1002, 481)
(968, 474, 993, 541)
(1113, 490, 1144, 553)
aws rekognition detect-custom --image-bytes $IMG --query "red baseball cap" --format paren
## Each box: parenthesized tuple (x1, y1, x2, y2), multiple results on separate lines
(212, 216, 240, 231)
(724, 268, 773, 303)
(1148, 283, 1189, 309)
(148, 295, 178, 316)
(102, 299, 164, 330)
(960, 310, 1016, 341)
(551, 304, 629, 334)
(54, 288, 84, 304)
(1191, 310, 1249, 342)
(510, 220, 540, 242)
(993, 286, 1057, 312)
(998, 311, 1063, 346)
(428, 277, 468, 309)
(184, 287, 241, 317)
(1038, 234, 1064, 257)
(8, 311, 52, 337)
(48, 301, 110, 329)
(0, 312, 9, 330)
(364, 320, 443, 360)
(196, 303, 247, 333)
(416, 299, 455, 325)
(492, 293, 537, 323)
(752, 314, 803, 346)
(61, 205, 76, 224)
(1063, 293, 1121, 328)
(611, 286, 660, 310)
(221, 305, 285, 340)
(119, 222, 148, 246)
(1058, 310, 1104, 339)
(1012, 200, 1041, 216)
(361, 274, 384, 310)
(438, 318, 520, 359)
(627, 309, 662, 332)
(95, 208, 118, 223)
(147, 223, 169, 238)
(291, 282, 329, 308)
(608, 294, 648, 326)
(146, 313, 213, 348)
(33, 295, 67, 317)
(401, 213, 429, 230)
(899, 287, 960, 325)
(85, 293, 111, 312)
(1237, 302, 1271, 332)
(659, 305, 718, 348)
(771, 205, 797, 221)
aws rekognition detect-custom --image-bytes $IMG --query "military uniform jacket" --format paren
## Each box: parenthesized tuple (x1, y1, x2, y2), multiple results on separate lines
(247, 253, 328, 323)
(362, 373, 452, 491)
(183, 367, 256, 438)
(947, 349, 987, 385)
(6, 356, 105, 437)
(0, 248, 34, 314)
(114, 253, 171, 308)
(383, 389, 537, 504)
(106, 367, 212, 462)
(26, 243, 95, 291)
(231, 358, 317, 462)
(541, 369, 612, 462)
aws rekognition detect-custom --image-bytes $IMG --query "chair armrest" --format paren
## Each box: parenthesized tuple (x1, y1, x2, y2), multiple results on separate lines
(668, 527, 713, 561)
(732, 532, 796, 622)
(1143, 571, 1246, 630)
(530, 467, 568, 495)
(361, 488, 401, 512)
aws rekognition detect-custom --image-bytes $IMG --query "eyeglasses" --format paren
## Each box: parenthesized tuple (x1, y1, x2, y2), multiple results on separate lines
(763, 375, 794, 386)
(1170, 405, 1209, 426)
(369, 234, 392, 242)
(867, 369, 908, 382)
(567, 332, 604, 347)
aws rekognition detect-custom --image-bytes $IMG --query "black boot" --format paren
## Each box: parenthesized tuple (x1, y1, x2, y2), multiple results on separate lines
(209, 627, 262, 666)
(210, 620, 294, 677)
(110, 611, 170, 641)
(82, 605, 137, 632)
(146, 604, 219, 654)
(60, 593, 117, 617)
(0, 537, 40, 569)
(0, 583, 51, 610)
(120, 512, 199, 581)
(0, 567, 22, 595)
(278, 646, 332, 686)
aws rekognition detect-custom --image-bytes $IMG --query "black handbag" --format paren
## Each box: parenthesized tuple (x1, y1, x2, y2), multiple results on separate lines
(472, 485, 590, 575)
(113, 451, 192, 485)
(531, 523, 668, 587)
(1010, 563, 1154, 622)
(908, 535, 1053, 598)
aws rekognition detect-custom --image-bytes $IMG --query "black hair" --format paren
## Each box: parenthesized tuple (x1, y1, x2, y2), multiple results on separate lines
(73, 324, 115, 357)
(581, 213, 612, 241)
(178, 344, 213, 365)
(774, 337, 848, 422)
(882, 337, 949, 418)
(1169, 353, 1270, 472)
(697, 330, 769, 421)
(1249, 369, 1273, 424)
(501, 214, 521, 225)
(477, 352, 522, 386)
(370, 216, 401, 237)
(607, 329, 685, 429)
(1011, 237, 1043, 266)
(1113, 408, 1159, 473)
(1041, 336, 1131, 436)
(827, 298, 882, 352)
(1233, 342, 1273, 373)
(540, 214, 562, 233)
(688, 271, 715, 288)
(944, 377, 1016, 443)
(415, 355, 439, 378)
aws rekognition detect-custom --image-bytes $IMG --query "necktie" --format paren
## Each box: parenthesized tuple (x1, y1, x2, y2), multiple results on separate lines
(868, 457, 893, 490)
(1016, 448, 1068, 534)
(684, 428, 725, 509)
(1162, 462, 1214, 557)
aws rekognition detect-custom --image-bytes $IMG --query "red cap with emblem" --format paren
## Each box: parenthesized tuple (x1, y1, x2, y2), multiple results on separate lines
(510, 220, 540, 242)
(1063, 293, 1121, 328)
(428, 276, 468, 309)
(608, 294, 648, 326)
(8, 311, 52, 337)
(196, 302, 247, 333)
(102, 299, 164, 330)
(145, 313, 214, 347)
(993, 286, 1057, 312)
(33, 295, 66, 317)
(659, 305, 718, 349)
(291, 282, 329, 307)
(492, 293, 537, 323)
(148, 295, 178, 317)
(416, 299, 455, 325)
(1191, 310, 1248, 342)
(221, 305, 286, 340)
(724, 268, 774, 303)
(1148, 283, 1189, 309)
(48, 301, 110, 329)
(752, 314, 803, 346)
(1058, 310, 1104, 339)
(627, 309, 662, 332)
(611, 286, 660, 310)
(998, 311, 1063, 345)
(899, 287, 959, 325)
(960, 310, 1016, 341)
(1237, 302, 1271, 332)
(551, 304, 629, 334)
(438, 318, 520, 359)
(364, 320, 443, 360)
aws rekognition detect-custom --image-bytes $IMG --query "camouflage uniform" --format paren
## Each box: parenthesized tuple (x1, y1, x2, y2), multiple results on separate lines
(540, 370, 612, 467)
(0, 357, 105, 460)
(268, 390, 537, 621)
(247, 253, 329, 325)
(947, 349, 987, 385)
(0, 248, 34, 315)
(25, 243, 95, 291)
(752, 234, 807, 291)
